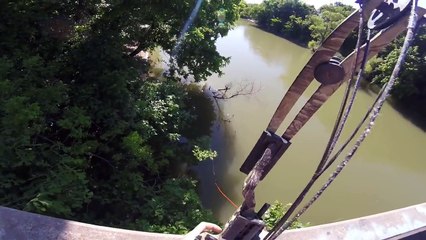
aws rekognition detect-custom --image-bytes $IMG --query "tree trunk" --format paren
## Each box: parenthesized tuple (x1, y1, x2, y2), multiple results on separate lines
(129, 42, 145, 57)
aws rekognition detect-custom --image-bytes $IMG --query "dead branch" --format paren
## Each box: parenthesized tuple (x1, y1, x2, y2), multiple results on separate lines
(206, 80, 261, 123)
(211, 81, 260, 100)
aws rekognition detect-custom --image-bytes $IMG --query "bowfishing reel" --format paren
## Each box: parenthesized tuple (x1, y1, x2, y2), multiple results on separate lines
(368, 0, 412, 30)
(313, 0, 413, 85)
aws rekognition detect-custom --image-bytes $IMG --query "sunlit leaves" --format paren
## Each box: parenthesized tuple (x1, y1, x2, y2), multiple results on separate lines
(308, 3, 354, 49)
(255, 0, 315, 45)
(252, 0, 353, 47)
(263, 201, 309, 230)
(0, 0, 220, 234)
(192, 145, 218, 161)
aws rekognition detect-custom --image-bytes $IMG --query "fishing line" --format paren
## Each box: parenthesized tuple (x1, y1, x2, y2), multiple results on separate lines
(211, 157, 238, 209)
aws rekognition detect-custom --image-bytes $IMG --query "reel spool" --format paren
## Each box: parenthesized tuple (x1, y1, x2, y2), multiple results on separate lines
(314, 56, 345, 85)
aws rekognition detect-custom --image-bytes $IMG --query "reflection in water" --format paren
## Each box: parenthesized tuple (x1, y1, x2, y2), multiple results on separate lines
(196, 20, 426, 226)
(243, 23, 309, 69)
(360, 81, 426, 132)
(195, 109, 240, 217)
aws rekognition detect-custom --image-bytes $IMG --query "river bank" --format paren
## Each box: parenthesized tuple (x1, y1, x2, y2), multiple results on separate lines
(240, 18, 310, 48)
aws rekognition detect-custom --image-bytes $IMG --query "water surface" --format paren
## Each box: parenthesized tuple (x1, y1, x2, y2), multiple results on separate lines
(196, 21, 426, 225)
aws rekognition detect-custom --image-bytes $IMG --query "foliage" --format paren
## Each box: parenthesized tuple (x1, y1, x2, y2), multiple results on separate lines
(0, 0, 240, 234)
(255, 0, 315, 45)
(247, 1, 354, 48)
(239, 2, 264, 19)
(164, 0, 241, 81)
(128, 178, 218, 234)
(308, 3, 354, 50)
(193, 145, 218, 161)
(364, 25, 426, 118)
(263, 201, 309, 230)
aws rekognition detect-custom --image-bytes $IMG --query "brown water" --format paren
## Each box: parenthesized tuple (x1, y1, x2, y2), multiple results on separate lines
(195, 21, 426, 226)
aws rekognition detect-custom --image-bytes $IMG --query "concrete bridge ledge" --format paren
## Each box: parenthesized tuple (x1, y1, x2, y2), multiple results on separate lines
(276, 203, 426, 240)
(1, 203, 426, 239)
(0, 207, 182, 240)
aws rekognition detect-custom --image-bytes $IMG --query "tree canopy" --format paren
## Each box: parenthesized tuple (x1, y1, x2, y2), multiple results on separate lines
(256, 0, 315, 44)
(364, 25, 426, 119)
(0, 0, 240, 233)
(308, 3, 355, 50)
(241, 0, 354, 48)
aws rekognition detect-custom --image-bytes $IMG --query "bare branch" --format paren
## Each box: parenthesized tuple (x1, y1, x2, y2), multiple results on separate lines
(210, 81, 260, 100)
(205, 80, 261, 123)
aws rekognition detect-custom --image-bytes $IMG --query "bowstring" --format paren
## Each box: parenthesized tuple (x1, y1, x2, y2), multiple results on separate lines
(266, 3, 368, 238)
(267, 1, 420, 239)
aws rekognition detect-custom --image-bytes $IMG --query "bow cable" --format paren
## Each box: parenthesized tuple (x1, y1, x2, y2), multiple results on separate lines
(266, 1, 420, 238)
(266, 3, 370, 237)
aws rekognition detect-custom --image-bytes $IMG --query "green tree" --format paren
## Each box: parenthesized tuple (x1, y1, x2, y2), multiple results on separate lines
(263, 201, 309, 230)
(256, 0, 315, 45)
(240, 2, 264, 20)
(0, 0, 239, 233)
(308, 3, 354, 50)
(283, 15, 312, 44)
(364, 25, 426, 118)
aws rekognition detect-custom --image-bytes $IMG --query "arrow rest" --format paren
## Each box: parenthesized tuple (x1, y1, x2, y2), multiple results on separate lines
(196, 203, 270, 240)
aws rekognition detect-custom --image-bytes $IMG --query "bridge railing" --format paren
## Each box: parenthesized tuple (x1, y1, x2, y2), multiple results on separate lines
(1, 203, 426, 240)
